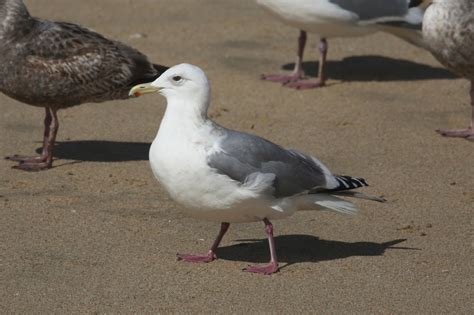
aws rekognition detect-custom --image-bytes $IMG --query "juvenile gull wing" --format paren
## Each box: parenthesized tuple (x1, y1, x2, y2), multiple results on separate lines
(4, 21, 165, 106)
(207, 128, 336, 198)
(0, 0, 168, 171)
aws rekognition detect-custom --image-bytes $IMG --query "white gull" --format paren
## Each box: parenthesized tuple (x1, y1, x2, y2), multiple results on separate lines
(129, 63, 385, 275)
(256, 0, 430, 89)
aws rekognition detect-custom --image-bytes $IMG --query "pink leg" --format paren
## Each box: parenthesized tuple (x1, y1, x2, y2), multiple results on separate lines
(6, 107, 51, 163)
(261, 30, 306, 83)
(14, 108, 58, 171)
(244, 218, 279, 275)
(436, 80, 474, 141)
(285, 37, 328, 89)
(177, 222, 230, 263)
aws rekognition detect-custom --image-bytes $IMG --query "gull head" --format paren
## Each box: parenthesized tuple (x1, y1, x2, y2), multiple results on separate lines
(129, 63, 211, 106)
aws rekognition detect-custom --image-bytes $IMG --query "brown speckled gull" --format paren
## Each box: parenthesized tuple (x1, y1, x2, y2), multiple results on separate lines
(0, 0, 168, 170)
(423, 0, 474, 141)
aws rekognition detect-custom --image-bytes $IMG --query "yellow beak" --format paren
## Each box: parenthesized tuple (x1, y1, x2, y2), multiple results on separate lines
(129, 83, 160, 97)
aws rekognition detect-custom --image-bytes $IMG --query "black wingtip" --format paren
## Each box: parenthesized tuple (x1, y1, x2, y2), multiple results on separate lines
(333, 175, 369, 191)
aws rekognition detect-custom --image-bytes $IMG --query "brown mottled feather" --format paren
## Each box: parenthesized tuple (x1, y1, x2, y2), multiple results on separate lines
(423, 0, 474, 80)
(0, 0, 167, 109)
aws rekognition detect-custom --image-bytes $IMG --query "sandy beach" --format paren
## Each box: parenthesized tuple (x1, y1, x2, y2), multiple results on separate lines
(1, 0, 472, 313)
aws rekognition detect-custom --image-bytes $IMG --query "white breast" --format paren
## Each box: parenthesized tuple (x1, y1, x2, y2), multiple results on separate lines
(149, 122, 302, 223)
(149, 126, 229, 209)
(149, 126, 282, 222)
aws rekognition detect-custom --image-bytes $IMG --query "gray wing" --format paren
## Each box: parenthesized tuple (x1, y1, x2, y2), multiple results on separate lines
(329, 0, 410, 21)
(207, 128, 332, 198)
(2, 20, 167, 107)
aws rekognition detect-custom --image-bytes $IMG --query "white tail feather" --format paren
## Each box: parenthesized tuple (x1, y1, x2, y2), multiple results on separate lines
(379, 26, 427, 48)
(332, 191, 386, 203)
(296, 194, 358, 215)
(315, 199, 358, 215)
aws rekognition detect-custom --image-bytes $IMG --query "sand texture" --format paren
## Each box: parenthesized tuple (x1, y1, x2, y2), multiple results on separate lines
(0, 0, 472, 313)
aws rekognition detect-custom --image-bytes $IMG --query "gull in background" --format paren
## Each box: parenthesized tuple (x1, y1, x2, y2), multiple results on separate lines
(130, 63, 385, 275)
(256, 0, 430, 89)
(423, 0, 474, 141)
(0, 0, 168, 171)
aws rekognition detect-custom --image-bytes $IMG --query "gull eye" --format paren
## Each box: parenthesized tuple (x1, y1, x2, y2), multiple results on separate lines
(172, 75, 182, 82)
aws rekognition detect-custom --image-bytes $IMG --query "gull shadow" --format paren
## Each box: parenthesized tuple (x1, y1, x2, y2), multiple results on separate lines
(217, 235, 415, 268)
(36, 140, 151, 162)
(282, 55, 456, 81)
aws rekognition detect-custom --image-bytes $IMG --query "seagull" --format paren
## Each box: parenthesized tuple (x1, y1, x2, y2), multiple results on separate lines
(256, 0, 430, 89)
(129, 63, 385, 275)
(0, 0, 168, 171)
(423, 0, 474, 141)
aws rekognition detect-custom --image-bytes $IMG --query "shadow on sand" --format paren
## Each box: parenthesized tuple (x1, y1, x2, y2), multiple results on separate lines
(282, 55, 456, 82)
(38, 140, 151, 162)
(217, 235, 415, 269)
